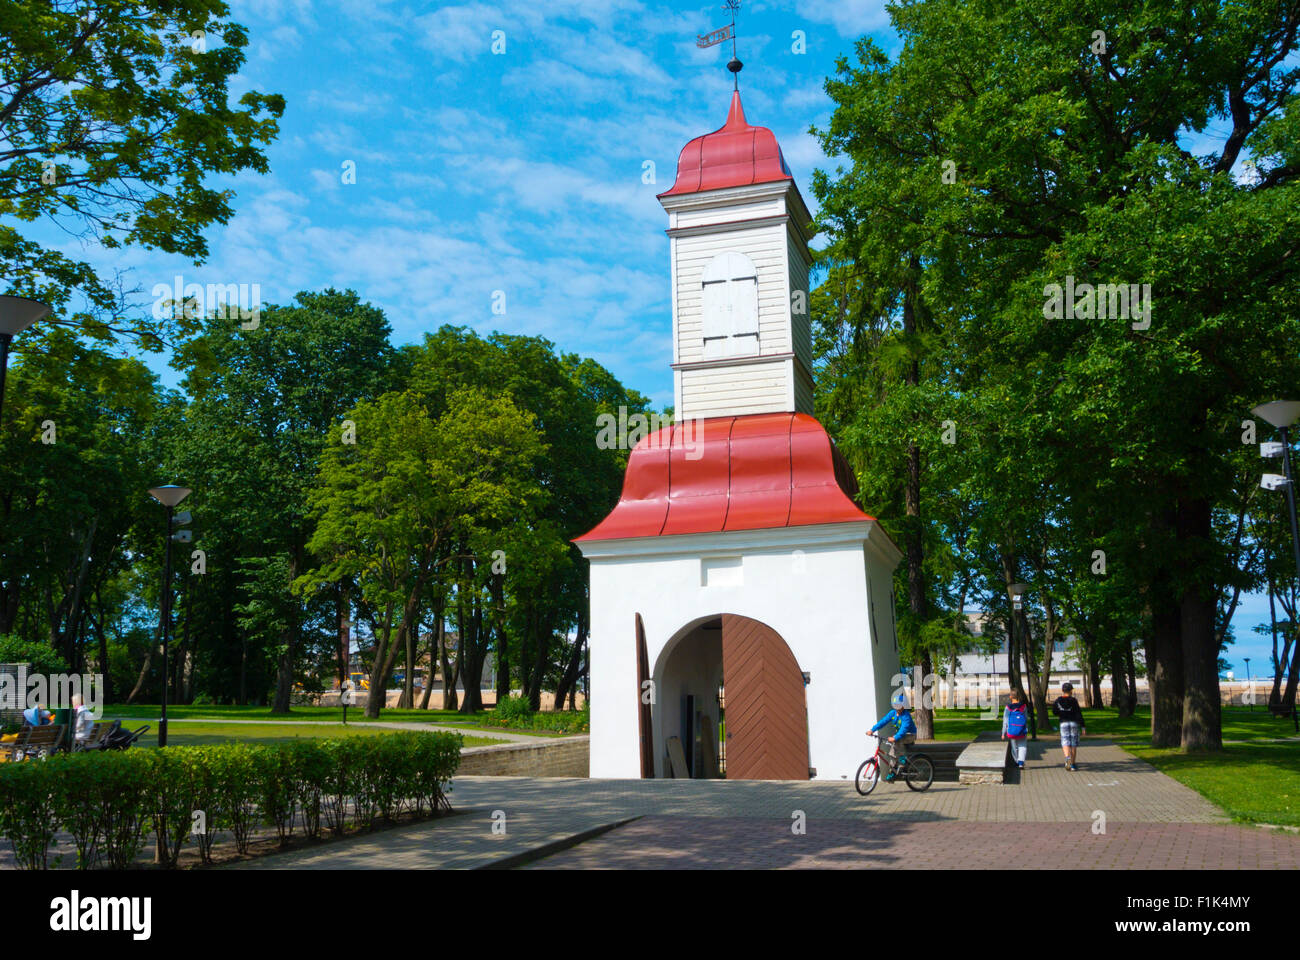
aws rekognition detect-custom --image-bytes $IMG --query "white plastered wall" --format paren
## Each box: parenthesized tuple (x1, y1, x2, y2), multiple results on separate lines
(579, 522, 902, 781)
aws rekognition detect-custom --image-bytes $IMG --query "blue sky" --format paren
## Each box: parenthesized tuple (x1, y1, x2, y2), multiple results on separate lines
(38, 0, 1278, 676)
(78, 0, 895, 408)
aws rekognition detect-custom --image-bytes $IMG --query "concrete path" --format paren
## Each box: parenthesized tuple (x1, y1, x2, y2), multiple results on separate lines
(527, 818, 1300, 870)
(227, 739, 1267, 870)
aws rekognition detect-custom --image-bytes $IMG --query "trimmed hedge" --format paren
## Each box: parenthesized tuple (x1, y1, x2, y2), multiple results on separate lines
(0, 731, 461, 870)
(482, 696, 590, 734)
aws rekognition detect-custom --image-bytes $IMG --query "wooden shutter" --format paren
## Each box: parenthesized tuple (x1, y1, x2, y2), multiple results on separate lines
(702, 252, 759, 356)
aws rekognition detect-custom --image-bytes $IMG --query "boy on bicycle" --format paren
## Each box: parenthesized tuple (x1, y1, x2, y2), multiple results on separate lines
(870, 693, 918, 781)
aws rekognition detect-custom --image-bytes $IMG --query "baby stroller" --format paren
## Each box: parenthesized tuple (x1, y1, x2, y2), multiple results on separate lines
(96, 719, 150, 750)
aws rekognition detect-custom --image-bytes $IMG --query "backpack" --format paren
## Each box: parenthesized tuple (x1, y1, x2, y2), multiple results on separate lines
(1006, 705, 1028, 737)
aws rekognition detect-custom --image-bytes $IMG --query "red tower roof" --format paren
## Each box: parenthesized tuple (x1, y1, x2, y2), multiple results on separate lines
(575, 413, 875, 542)
(659, 90, 793, 198)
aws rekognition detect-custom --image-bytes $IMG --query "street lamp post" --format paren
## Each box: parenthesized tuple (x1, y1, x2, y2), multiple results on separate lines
(1008, 582, 1037, 740)
(0, 296, 52, 426)
(1244, 657, 1252, 711)
(148, 486, 192, 747)
(1254, 401, 1300, 587)
(1254, 401, 1300, 730)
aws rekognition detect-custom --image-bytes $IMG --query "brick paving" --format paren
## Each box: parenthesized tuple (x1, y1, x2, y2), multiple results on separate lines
(525, 818, 1300, 870)
(227, 739, 1243, 870)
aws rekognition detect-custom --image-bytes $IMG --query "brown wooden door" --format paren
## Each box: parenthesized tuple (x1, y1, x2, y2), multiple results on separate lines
(721, 614, 809, 780)
(636, 613, 654, 778)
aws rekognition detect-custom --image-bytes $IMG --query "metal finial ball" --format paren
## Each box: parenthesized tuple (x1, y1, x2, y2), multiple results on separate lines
(727, 57, 743, 73)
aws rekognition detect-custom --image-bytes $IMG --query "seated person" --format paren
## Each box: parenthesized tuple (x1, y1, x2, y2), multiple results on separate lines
(22, 705, 53, 727)
(72, 694, 95, 744)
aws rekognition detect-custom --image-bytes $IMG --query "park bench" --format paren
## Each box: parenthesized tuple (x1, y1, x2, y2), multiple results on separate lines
(5, 723, 66, 761)
(72, 721, 106, 752)
(910, 740, 967, 783)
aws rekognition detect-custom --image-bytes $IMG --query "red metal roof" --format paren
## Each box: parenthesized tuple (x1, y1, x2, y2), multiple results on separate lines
(575, 413, 875, 542)
(658, 90, 793, 198)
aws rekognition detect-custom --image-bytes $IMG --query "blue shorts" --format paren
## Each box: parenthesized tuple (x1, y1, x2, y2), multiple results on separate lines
(1059, 722, 1080, 747)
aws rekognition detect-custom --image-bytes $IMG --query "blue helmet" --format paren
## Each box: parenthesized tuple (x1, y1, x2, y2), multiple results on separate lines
(892, 693, 907, 709)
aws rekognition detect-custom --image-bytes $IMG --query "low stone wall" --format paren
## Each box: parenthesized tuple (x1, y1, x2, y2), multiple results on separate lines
(316, 689, 586, 710)
(957, 731, 1012, 785)
(457, 736, 589, 778)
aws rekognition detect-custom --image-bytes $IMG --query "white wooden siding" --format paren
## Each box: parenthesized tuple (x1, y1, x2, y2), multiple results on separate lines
(674, 197, 785, 229)
(794, 362, 815, 415)
(679, 361, 793, 420)
(787, 232, 813, 373)
(673, 223, 789, 364)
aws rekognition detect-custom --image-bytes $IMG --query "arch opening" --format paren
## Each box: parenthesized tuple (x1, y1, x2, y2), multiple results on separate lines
(651, 613, 808, 780)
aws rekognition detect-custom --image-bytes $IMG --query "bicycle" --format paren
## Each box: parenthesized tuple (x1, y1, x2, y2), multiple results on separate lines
(855, 733, 934, 795)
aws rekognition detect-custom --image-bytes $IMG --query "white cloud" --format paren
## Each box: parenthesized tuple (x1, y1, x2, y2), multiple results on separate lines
(794, 0, 891, 37)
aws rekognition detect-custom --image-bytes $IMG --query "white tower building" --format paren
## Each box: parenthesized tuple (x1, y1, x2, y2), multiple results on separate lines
(576, 88, 902, 782)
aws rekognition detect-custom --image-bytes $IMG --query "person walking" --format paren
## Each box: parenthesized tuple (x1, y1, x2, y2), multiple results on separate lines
(1052, 682, 1086, 770)
(1002, 690, 1030, 769)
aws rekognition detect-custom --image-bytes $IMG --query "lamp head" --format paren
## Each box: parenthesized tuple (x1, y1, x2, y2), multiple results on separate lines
(0, 296, 52, 338)
(1252, 401, 1300, 430)
(148, 485, 192, 508)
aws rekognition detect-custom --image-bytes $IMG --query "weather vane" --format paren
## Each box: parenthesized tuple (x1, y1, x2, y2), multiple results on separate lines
(696, 0, 743, 88)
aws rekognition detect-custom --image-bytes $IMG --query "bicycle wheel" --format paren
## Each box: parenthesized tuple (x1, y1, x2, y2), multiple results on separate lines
(855, 758, 880, 796)
(903, 753, 934, 791)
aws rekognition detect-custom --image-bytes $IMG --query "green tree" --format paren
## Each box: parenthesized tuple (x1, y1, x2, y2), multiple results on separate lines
(814, 0, 1300, 750)
(303, 388, 547, 719)
(169, 289, 393, 709)
(0, 0, 283, 341)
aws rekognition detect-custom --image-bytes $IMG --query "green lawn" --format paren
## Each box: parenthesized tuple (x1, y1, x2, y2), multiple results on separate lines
(126, 721, 505, 749)
(933, 705, 1300, 826)
(109, 703, 491, 724)
(104, 703, 564, 736)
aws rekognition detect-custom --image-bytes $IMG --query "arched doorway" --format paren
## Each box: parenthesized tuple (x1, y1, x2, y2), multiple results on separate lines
(653, 613, 809, 781)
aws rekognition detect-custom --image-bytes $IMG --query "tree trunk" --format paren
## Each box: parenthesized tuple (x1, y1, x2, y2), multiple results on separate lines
(1179, 495, 1221, 751)
(528, 607, 554, 712)
(1079, 634, 1096, 708)
(491, 574, 509, 702)
(1110, 647, 1131, 718)
(440, 619, 457, 712)
(336, 583, 351, 687)
(364, 604, 398, 720)
(459, 593, 487, 713)
(1124, 642, 1137, 715)
(127, 623, 161, 704)
(1281, 625, 1300, 717)
(397, 600, 416, 709)
(554, 607, 587, 710)
(93, 592, 112, 706)
(1024, 612, 1047, 738)
(420, 593, 444, 710)
(1148, 599, 1184, 747)
(901, 269, 934, 739)
(271, 551, 302, 714)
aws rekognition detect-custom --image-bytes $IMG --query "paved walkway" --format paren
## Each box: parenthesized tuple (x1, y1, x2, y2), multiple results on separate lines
(227, 739, 1272, 870)
(527, 818, 1300, 870)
